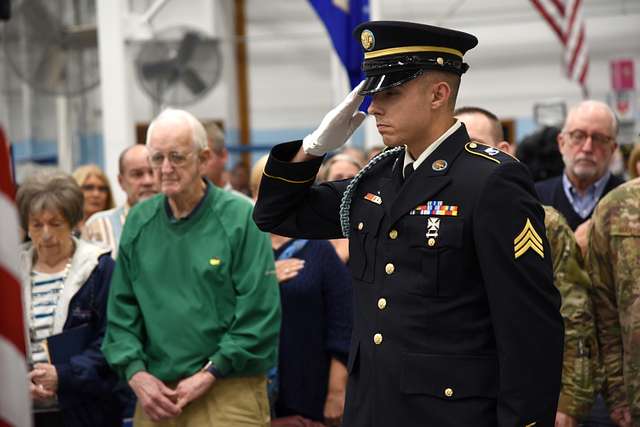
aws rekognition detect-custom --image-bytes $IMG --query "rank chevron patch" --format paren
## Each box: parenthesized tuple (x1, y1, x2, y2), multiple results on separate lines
(513, 218, 544, 259)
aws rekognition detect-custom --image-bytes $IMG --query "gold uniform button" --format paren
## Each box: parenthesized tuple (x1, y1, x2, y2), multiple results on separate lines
(388, 229, 398, 239)
(377, 298, 387, 310)
(427, 238, 436, 247)
(357, 222, 364, 231)
(444, 388, 454, 397)
(469, 142, 478, 149)
(373, 333, 383, 345)
(385, 263, 395, 275)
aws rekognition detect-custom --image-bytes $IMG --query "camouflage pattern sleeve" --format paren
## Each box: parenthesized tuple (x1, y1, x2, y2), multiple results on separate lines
(544, 206, 599, 420)
(586, 179, 640, 423)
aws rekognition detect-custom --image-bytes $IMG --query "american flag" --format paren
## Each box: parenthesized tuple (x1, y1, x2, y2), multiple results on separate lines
(531, 0, 589, 93)
(0, 127, 32, 427)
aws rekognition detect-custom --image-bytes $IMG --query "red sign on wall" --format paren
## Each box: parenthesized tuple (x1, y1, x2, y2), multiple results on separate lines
(610, 59, 635, 91)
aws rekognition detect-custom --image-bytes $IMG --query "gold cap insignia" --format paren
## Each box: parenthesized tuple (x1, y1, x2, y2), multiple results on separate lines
(361, 29, 375, 51)
(432, 159, 448, 171)
(209, 257, 221, 266)
(436, 57, 444, 65)
(514, 218, 544, 259)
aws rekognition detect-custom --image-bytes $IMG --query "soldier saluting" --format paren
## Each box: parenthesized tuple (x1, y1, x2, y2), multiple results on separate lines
(254, 21, 564, 427)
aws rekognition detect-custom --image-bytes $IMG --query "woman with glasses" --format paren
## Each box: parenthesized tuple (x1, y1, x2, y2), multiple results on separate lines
(17, 170, 123, 427)
(72, 164, 115, 232)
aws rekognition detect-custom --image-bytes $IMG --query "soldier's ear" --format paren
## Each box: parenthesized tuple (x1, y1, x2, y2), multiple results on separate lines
(497, 141, 514, 156)
(431, 81, 451, 109)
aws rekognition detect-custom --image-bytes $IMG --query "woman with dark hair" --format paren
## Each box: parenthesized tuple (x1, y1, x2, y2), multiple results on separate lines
(17, 170, 122, 427)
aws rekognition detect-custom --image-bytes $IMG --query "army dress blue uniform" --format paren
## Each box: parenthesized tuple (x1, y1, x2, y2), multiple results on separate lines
(255, 20, 563, 427)
(254, 124, 563, 427)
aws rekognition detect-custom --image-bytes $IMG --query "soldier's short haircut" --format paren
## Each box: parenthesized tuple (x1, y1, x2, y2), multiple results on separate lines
(423, 71, 460, 112)
(454, 106, 504, 142)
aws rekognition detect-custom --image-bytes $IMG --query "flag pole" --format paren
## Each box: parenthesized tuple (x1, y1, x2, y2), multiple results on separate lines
(363, 0, 383, 152)
(234, 0, 251, 169)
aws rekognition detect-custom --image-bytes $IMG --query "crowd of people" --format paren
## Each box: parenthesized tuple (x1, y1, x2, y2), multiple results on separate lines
(15, 19, 639, 427)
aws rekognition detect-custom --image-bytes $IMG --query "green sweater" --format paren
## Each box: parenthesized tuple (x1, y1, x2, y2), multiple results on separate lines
(102, 183, 280, 381)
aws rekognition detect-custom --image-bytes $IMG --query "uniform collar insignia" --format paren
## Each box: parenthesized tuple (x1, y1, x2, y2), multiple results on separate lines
(432, 159, 448, 171)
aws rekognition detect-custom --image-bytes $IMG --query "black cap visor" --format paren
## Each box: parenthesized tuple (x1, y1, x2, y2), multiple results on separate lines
(360, 69, 423, 95)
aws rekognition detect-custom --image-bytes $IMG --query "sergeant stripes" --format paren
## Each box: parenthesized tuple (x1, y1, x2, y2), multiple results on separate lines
(514, 218, 544, 259)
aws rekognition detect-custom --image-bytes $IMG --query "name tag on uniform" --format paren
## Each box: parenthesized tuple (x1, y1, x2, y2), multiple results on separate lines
(364, 192, 382, 205)
(410, 201, 459, 216)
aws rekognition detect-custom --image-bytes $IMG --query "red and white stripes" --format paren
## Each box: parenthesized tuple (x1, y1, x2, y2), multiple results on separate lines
(0, 128, 31, 427)
(531, 0, 589, 88)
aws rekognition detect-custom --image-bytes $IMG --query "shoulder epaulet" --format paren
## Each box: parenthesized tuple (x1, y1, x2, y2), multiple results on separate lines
(464, 141, 518, 164)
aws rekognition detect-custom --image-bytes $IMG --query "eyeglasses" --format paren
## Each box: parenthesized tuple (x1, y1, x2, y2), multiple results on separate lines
(149, 151, 194, 168)
(81, 184, 109, 193)
(565, 129, 614, 148)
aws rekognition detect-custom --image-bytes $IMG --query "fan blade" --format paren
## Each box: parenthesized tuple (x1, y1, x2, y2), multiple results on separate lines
(21, 0, 64, 42)
(175, 31, 200, 63)
(32, 46, 66, 90)
(180, 68, 207, 94)
(64, 25, 98, 50)
(142, 60, 177, 80)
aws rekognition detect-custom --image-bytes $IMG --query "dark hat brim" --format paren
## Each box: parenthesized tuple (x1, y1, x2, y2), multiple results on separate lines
(359, 69, 423, 95)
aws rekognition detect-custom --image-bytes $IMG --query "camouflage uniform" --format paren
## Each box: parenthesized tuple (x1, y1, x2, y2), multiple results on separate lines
(544, 206, 600, 420)
(586, 178, 640, 425)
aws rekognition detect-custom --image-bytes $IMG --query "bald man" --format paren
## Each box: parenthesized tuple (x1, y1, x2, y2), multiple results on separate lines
(83, 144, 158, 257)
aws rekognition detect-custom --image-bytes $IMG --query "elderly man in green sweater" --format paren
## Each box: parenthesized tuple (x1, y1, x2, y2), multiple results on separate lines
(102, 108, 281, 426)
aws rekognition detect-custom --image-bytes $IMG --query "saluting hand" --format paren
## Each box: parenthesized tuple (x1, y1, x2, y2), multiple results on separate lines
(302, 81, 367, 157)
(129, 371, 181, 421)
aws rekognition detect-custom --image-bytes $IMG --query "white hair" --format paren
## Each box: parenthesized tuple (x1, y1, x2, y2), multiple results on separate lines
(145, 108, 208, 150)
(563, 100, 619, 137)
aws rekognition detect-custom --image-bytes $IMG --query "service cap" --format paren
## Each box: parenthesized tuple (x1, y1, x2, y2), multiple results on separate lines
(354, 21, 478, 95)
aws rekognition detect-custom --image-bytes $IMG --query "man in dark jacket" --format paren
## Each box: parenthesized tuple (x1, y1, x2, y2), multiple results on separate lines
(535, 101, 623, 233)
(536, 100, 624, 427)
(254, 21, 564, 427)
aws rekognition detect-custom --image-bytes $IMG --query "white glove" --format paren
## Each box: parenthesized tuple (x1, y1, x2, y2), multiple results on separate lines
(302, 81, 367, 156)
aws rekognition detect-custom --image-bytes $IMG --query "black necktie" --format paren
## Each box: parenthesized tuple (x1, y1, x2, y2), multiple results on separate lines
(403, 163, 414, 182)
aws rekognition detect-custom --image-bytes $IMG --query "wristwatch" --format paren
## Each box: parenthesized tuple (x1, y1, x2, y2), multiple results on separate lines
(201, 360, 221, 378)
